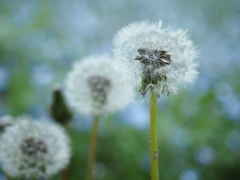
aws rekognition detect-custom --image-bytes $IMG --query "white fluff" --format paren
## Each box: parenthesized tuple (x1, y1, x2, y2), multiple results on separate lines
(65, 55, 134, 116)
(0, 117, 71, 178)
(113, 21, 199, 97)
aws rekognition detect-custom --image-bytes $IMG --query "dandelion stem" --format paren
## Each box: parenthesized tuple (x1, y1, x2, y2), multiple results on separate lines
(150, 93, 159, 180)
(5, 173, 10, 180)
(62, 125, 70, 180)
(88, 116, 100, 180)
(62, 165, 69, 180)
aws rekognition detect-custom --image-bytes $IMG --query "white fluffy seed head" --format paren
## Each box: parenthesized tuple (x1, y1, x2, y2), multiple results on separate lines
(0, 117, 71, 178)
(113, 21, 199, 97)
(65, 55, 134, 116)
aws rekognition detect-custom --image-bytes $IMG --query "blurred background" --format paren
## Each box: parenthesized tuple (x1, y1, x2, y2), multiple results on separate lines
(0, 0, 240, 179)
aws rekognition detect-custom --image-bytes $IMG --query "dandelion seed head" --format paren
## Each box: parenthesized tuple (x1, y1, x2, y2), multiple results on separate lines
(65, 55, 134, 116)
(0, 117, 70, 178)
(113, 21, 198, 97)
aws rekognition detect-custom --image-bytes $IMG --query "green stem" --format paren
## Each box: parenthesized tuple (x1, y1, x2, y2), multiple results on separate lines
(88, 116, 100, 180)
(62, 167, 68, 180)
(62, 125, 70, 180)
(150, 93, 159, 180)
(5, 173, 10, 180)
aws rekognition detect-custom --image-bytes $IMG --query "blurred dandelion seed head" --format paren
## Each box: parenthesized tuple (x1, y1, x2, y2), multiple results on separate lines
(113, 21, 199, 97)
(65, 55, 134, 116)
(0, 117, 71, 178)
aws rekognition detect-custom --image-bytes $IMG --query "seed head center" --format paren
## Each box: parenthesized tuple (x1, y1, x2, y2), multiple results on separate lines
(135, 48, 171, 97)
(135, 48, 172, 68)
(87, 76, 111, 105)
(20, 138, 48, 156)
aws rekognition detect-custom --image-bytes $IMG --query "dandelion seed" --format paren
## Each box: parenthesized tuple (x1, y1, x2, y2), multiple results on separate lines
(113, 21, 198, 97)
(65, 55, 134, 180)
(65, 55, 134, 116)
(113, 20, 199, 180)
(0, 117, 71, 178)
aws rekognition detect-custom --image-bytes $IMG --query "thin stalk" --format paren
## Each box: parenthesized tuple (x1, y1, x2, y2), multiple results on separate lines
(150, 93, 159, 180)
(88, 116, 100, 180)
(62, 125, 70, 180)
(5, 174, 10, 180)
(62, 166, 68, 180)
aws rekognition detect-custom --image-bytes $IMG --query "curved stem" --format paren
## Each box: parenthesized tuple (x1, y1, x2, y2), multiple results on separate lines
(88, 116, 100, 180)
(150, 93, 159, 180)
